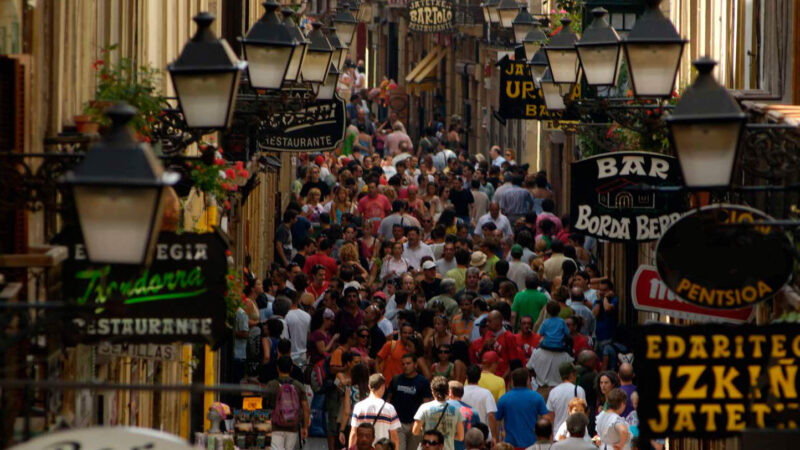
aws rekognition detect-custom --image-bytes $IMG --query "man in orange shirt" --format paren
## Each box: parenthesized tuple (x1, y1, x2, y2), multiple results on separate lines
(376, 323, 415, 382)
(450, 293, 476, 341)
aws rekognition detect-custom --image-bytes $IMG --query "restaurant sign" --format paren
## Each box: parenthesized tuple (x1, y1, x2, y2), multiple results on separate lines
(256, 96, 346, 153)
(408, 0, 454, 33)
(497, 56, 580, 121)
(656, 204, 793, 309)
(631, 265, 754, 323)
(570, 152, 685, 242)
(635, 323, 800, 438)
(57, 229, 228, 346)
(10, 426, 194, 449)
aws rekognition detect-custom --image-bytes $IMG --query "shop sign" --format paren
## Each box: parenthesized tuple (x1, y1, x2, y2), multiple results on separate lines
(408, 0, 454, 33)
(9, 426, 194, 449)
(635, 323, 800, 438)
(97, 342, 180, 361)
(56, 229, 228, 346)
(497, 56, 580, 120)
(570, 152, 685, 242)
(256, 96, 346, 153)
(631, 265, 754, 323)
(656, 204, 793, 310)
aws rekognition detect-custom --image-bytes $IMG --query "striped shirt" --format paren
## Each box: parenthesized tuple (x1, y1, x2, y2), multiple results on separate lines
(351, 396, 401, 444)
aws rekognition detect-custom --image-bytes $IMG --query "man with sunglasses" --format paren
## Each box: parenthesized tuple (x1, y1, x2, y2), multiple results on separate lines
(413, 376, 465, 450)
(421, 430, 446, 450)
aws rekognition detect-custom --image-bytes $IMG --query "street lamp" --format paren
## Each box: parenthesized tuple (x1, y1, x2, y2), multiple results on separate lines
(666, 58, 747, 188)
(301, 22, 334, 83)
(241, 1, 297, 91)
(543, 18, 580, 84)
(528, 47, 549, 82)
(484, 0, 500, 24)
(511, 6, 535, 43)
(327, 28, 349, 72)
(167, 12, 246, 129)
(64, 103, 179, 265)
(316, 63, 340, 101)
(332, 7, 358, 46)
(623, 0, 687, 97)
(540, 67, 566, 111)
(520, 19, 547, 59)
(496, 0, 520, 29)
(281, 8, 309, 84)
(576, 8, 621, 87)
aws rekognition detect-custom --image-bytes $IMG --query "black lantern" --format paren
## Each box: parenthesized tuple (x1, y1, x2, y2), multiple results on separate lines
(281, 8, 308, 84)
(64, 104, 179, 265)
(666, 58, 746, 188)
(623, 0, 687, 97)
(332, 7, 358, 46)
(301, 22, 334, 83)
(327, 28, 349, 72)
(241, 1, 297, 90)
(543, 18, 580, 84)
(528, 47, 549, 82)
(511, 6, 535, 43)
(576, 8, 621, 87)
(317, 63, 340, 101)
(496, 0, 520, 29)
(484, 0, 500, 24)
(540, 67, 566, 111)
(167, 12, 246, 129)
(521, 19, 547, 59)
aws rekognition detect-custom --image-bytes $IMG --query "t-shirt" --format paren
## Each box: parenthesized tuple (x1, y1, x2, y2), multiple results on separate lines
(515, 332, 542, 361)
(334, 307, 364, 334)
(233, 307, 249, 360)
(263, 376, 308, 432)
(478, 372, 506, 403)
(594, 296, 619, 342)
(595, 410, 630, 450)
(449, 189, 474, 218)
(421, 278, 443, 300)
(539, 317, 569, 349)
(285, 308, 311, 359)
(546, 382, 586, 438)
(350, 396, 401, 443)
(377, 340, 409, 383)
(358, 194, 392, 224)
(512, 290, 549, 326)
(450, 313, 474, 340)
(303, 252, 338, 279)
(308, 329, 331, 364)
(275, 223, 293, 262)
(461, 384, 497, 439)
(496, 388, 549, 447)
(620, 384, 637, 418)
(414, 400, 465, 450)
(389, 373, 431, 424)
(403, 242, 434, 270)
(450, 400, 481, 450)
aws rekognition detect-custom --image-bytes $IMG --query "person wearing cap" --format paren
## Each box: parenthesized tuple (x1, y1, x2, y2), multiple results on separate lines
(476, 351, 505, 403)
(546, 362, 586, 438)
(507, 245, 535, 291)
(420, 260, 443, 300)
(468, 251, 487, 274)
(474, 202, 513, 238)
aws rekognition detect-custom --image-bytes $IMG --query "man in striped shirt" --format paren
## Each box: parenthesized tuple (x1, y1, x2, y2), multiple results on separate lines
(350, 374, 401, 448)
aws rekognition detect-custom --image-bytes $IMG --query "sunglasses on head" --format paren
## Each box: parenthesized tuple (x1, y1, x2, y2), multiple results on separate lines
(422, 440, 441, 446)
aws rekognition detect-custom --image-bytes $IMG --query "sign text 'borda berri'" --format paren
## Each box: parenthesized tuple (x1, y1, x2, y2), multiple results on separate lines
(258, 96, 346, 153)
(570, 152, 685, 242)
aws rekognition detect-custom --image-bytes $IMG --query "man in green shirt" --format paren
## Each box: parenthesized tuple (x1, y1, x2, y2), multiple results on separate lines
(510, 273, 548, 330)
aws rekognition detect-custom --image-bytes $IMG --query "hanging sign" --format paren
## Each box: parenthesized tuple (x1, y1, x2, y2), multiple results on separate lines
(256, 96, 346, 153)
(656, 204, 793, 310)
(9, 426, 194, 449)
(56, 229, 228, 346)
(497, 56, 580, 120)
(635, 323, 800, 438)
(408, 0, 454, 33)
(631, 265, 754, 323)
(570, 152, 685, 242)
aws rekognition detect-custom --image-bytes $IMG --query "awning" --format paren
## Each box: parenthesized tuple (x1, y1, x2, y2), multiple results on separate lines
(405, 47, 446, 93)
(405, 47, 441, 84)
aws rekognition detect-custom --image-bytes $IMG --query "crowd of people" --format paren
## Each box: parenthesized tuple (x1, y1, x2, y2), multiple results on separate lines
(233, 107, 655, 450)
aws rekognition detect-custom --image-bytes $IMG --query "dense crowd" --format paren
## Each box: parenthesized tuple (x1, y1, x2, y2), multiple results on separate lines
(232, 104, 655, 450)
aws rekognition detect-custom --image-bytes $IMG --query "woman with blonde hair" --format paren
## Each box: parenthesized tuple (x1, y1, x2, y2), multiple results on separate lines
(329, 185, 356, 225)
(554, 397, 592, 442)
(339, 242, 369, 281)
(302, 187, 325, 225)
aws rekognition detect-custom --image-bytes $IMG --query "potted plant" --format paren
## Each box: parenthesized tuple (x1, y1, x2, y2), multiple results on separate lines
(83, 45, 168, 141)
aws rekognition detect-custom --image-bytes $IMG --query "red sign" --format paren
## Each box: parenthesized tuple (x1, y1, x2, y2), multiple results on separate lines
(631, 265, 754, 323)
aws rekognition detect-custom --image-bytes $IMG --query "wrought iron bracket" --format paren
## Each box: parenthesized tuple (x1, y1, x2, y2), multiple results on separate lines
(740, 123, 800, 180)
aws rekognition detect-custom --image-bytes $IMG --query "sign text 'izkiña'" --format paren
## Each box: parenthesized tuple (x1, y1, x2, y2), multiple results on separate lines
(635, 324, 800, 438)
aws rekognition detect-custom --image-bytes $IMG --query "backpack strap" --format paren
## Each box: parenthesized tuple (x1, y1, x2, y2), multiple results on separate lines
(434, 403, 448, 430)
(372, 400, 387, 427)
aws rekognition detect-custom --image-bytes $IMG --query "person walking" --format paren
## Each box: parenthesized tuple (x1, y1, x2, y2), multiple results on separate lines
(262, 357, 310, 450)
(546, 362, 586, 437)
(595, 389, 630, 450)
(412, 376, 465, 450)
(350, 374, 401, 448)
(462, 365, 499, 445)
(553, 413, 596, 450)
(387, 353, 432, 450)
(495, 368, 550, 449)
(448, 381, 481, 450)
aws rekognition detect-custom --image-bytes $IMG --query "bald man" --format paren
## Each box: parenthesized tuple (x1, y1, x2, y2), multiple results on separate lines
(618, 363, 637, 417)
(470, 310, 520, 378)
(473, 202, 513, 238)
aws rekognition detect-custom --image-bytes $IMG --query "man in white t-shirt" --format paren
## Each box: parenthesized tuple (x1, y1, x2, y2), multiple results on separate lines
(402, 227, 434, 270)
(284, 295, 311, 367)
(350, 374, 401, 447)
(461, 366, 498, 445)
(546, 362, 586, 439)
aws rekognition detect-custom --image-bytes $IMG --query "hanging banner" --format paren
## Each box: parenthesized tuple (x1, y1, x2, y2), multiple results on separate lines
(631, 265, 754, 323)
(635, 323, 800, 438)
(656, 204, 793, 309)
(56, 229, 228, 346)
(497, 56, 580, 120)
(256, 96, 346, 153)
(570, 151, 685, 242)
(408, 0, 454, 33)
(10, 426, 194, 449)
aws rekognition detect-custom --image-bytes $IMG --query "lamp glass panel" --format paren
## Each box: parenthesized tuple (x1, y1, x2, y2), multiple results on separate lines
(171, 72, 237, 128)
(530, 64, 546, 80)
(523, 41, 539, 59)
(285, 44, 307, 82)
(514, 25, 532, 43)
(626, 43, 682, 96)
(301, 51, 332, 83)
(499, 9, 517, 28)
(338, 48, 349, 71)
(317, 74, 338, 100)
(482, 7, 490, 23)
(671, 122, 741, 187)
(73, 186, 162, 264)
(488, 7, 500, 23)
(246, 45, 293, 90)
(541, 82, 565, 111)
(578, 45, 620, 86)
(336, 23, 356, 45)
(546, 49, 579, 83)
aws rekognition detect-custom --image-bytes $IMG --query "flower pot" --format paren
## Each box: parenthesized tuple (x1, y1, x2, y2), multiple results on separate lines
(73, 115, 100, 134)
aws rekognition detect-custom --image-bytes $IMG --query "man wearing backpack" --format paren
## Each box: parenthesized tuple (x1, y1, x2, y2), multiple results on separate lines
(264, 357, 310, 450)
(349, 374, 401, 448)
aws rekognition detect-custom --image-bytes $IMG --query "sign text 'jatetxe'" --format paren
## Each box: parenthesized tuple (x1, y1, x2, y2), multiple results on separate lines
(635, 324, 800, 438)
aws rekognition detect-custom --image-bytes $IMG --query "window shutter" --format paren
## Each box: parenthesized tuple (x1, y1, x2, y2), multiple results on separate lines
(0, 56, 29, 257)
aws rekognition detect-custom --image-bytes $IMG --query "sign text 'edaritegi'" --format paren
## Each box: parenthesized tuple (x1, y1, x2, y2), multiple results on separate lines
(635, 323, 800, 438)
(570, 152, 685, 242)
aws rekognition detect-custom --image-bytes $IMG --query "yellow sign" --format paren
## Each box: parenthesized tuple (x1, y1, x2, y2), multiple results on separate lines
(242, 397, 262, 411)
